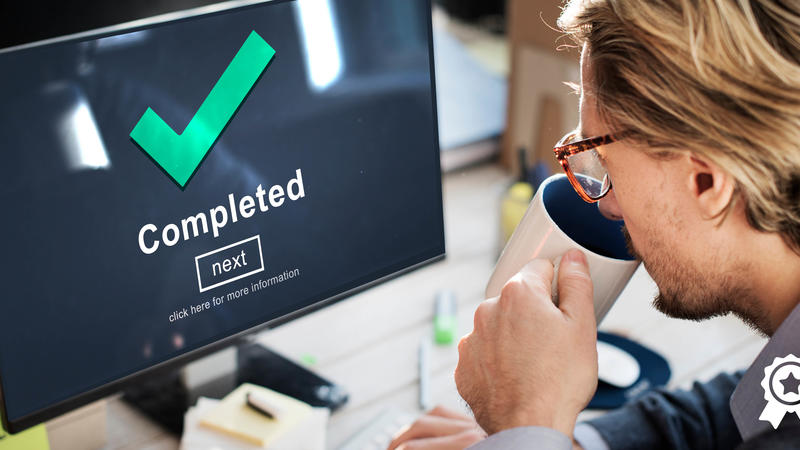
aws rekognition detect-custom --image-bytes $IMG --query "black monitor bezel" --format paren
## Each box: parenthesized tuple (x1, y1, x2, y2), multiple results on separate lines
(0, 0, 444, 434)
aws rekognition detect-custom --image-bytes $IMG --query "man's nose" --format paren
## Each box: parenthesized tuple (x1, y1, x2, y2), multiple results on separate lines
(598, 188, 624, 221)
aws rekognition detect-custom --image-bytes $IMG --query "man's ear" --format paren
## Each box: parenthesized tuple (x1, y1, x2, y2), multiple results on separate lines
(686, 154, 735, 220)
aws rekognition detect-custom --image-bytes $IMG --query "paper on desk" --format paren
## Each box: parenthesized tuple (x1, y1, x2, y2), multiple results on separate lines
(181, 397, 328, 450)
(0, 424, 49, 450)
(0, 408, 49, 450)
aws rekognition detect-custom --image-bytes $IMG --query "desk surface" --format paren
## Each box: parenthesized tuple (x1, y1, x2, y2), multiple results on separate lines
(98, 163, 766, 449)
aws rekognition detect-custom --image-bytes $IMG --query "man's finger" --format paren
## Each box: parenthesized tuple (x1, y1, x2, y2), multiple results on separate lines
(388, 416, 475, 450)
(510, 259, 555, 302)
(556, 249, 595, 324)
(395, 430, 485, 450)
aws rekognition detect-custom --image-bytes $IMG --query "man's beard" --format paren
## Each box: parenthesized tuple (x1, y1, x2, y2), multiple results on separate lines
(620, 225, 771, 335)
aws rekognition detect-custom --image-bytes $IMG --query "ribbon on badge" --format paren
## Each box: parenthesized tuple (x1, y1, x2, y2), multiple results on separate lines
(760, 354, 800, 428)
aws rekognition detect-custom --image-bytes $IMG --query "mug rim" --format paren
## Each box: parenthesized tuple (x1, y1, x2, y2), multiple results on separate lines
(537, 174, 638, 264)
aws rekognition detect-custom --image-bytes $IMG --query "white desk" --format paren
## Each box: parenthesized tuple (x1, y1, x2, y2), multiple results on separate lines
(91, 163, 765, 449)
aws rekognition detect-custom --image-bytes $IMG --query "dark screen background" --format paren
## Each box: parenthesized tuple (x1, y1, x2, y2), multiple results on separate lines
(0, 0, 444, 422)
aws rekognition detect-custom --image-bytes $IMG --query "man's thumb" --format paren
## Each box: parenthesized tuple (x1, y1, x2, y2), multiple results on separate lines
(557, 249, 594, 323)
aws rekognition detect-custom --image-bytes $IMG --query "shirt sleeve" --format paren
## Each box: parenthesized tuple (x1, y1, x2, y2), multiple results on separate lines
(573, 423, 610, 450)
(466, 427, 572, 450)
(584, 371, 745, 449)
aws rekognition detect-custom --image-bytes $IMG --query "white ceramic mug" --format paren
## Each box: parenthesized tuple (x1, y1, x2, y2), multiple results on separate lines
(486, 174, 640, 323)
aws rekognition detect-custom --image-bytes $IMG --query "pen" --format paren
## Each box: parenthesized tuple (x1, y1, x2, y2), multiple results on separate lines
(419, 339, 431, 411)
(246, 391, 279, 420)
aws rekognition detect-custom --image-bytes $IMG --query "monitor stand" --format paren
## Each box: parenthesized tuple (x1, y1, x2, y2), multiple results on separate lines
(122, 340, 348, 435)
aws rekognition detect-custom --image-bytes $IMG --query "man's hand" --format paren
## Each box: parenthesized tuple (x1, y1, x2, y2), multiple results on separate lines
(387, 406, 486, 450)
(455, 249, 598, 438)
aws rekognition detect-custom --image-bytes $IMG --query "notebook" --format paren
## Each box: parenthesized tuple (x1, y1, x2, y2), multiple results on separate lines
(198, 383, 313, 447)
(182, 397, 327, 449)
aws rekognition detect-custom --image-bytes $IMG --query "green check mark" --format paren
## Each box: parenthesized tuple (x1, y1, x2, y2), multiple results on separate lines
(130, 30, 275, 188)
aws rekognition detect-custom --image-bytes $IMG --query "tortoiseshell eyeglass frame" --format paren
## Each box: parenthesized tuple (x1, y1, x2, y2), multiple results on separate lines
(553, 131, 620, 203)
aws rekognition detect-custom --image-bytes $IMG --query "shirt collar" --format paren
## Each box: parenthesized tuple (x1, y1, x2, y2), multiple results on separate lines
(730, 302, 800, 440)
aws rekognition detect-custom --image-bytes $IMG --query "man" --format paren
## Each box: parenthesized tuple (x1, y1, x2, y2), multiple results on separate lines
(389, 0, 800, 448)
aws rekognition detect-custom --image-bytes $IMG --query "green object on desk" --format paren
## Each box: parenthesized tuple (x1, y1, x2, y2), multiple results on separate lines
(434, 290, 458, 345)
(300, 353, 317, 366)
(434, 315, 457, 345)
(0, 412, 50, 450)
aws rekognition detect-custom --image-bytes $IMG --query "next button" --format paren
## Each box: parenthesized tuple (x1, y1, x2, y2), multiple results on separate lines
(195, 235, 265, 292)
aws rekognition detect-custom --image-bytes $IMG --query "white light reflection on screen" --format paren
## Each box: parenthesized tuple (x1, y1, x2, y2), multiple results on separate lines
(95, 30, 150, 51)
(294, 0, 343, 91)
(59, 101, 111, 171)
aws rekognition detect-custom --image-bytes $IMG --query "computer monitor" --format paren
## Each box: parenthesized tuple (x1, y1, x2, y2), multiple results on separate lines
(0, 0, 444, 433)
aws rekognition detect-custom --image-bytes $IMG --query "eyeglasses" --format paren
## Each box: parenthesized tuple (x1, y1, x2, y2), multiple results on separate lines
(553, 131, 622, 203)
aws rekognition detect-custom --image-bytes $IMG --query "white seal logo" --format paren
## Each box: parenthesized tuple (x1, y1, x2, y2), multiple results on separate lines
(760, 354, 800, 429)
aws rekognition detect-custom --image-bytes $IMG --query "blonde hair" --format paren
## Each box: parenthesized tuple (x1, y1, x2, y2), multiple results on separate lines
(558, 0, 800, 252)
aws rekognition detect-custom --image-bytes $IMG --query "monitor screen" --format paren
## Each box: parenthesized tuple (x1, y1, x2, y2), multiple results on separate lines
(0, 0, 444, 431)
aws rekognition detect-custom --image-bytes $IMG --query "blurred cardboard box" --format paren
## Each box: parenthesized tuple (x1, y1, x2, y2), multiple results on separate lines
(508, 0, 574, 54)
(504, 0, 580, 177)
